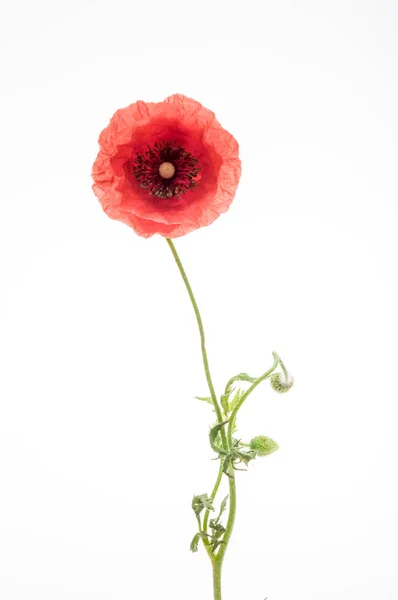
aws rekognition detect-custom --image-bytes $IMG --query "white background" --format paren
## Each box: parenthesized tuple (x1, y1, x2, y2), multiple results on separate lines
(1, 1, 397, 599)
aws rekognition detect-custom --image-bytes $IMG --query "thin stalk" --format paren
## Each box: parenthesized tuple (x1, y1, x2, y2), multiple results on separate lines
(203, 460, 224, 534)
(211, 477, 237, 600)
(196, 514, 213, 561)
(166, 239, 276, 600)
(213, 559, 223, 600)
(166, 238, 229, 592)
(227, 353, 280, 447)
(217, 353, 280, 571)
(166, 238, 228, 450)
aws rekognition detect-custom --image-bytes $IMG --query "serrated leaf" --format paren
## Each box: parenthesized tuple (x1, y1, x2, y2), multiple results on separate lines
(221, 393, 230, 416)
(209, 519, 226, 533)
(229, 389, 244, 413)
(222, 456, 234, 479)
(192, 493, 214, 516)
(219, 495, 228, 516)
(202, 496, 214, 510)
(190, 533, 201, 552)
(209, 420, 228, 453)
(232, 372, 257, 383)
(232, 448, 256, 466)
(195, 396, 213, 405)
(211, 539, 226, 553)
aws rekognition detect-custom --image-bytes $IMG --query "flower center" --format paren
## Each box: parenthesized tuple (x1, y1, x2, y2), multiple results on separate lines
(132, 141, 200, 199)
(159, 162, 175, 179)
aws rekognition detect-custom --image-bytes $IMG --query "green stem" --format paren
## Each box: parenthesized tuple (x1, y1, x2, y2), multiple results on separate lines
(203, 460, 224, 534)
(213, 559, 223, 600)
(279, 356, 289, 381)
(166, 239, 227, 450)
(227, 353, 280, 447)
(196, 515, 212, 560)
(166, 240, 283, 600)
(211, 476, 236, 600)
(168, 239, 272, 600)
(224, 373, 257, 396)
(166, 238, 229, 594)
(216, 353, 280, 573)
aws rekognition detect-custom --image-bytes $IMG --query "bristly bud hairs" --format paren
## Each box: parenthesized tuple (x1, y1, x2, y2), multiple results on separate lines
(250, 436, 279, 456)
(270, 355, 294, 394)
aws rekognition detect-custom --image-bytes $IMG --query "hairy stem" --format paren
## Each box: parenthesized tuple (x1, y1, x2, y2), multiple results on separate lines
(166, 239, 229, 597)
(216, 353, 280, 572)
(203, 460, 224, 534)
(213, 558, 223, 600)
(227, 353, 280, 447)
(166, 240, 277, 599)
(166, 238, 227, 450)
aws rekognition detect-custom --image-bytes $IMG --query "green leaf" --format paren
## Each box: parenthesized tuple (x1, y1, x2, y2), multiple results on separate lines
(210, 539, 226, 553)
(219, 495, 228, 517)
(232, 448, 256, 465)
(229, 389, 244, 413)
(231, 372, 257, 384)
(201, 496, 214, 510)
(195, 396, 213, 405)
(220, 393, 230, 416)
(192, 493, 214, 516)
(209, 420, 228, 453)
(222, 456, 234, 479)
(209, 519, 226, 533)
(190, 533, 201, 552)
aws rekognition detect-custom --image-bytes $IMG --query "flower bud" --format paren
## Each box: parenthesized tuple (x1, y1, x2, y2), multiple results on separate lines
(250, 435, 279, 456)
(270, 371, 294, 393)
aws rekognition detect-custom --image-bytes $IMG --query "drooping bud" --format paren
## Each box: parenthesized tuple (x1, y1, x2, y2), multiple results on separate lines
(270, 371, 294, 394)
(250, 435, 279, 456)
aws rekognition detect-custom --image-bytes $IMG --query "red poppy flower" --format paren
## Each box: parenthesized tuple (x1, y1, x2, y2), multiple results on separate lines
(92, 94, 241, 238)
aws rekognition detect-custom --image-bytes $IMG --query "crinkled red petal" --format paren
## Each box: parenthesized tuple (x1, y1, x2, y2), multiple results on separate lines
(92, 94, 241, 238)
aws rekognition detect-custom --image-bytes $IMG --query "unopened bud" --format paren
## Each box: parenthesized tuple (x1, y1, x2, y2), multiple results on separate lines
(250, 435, 279, 457)
(270, 371, 294, 393)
